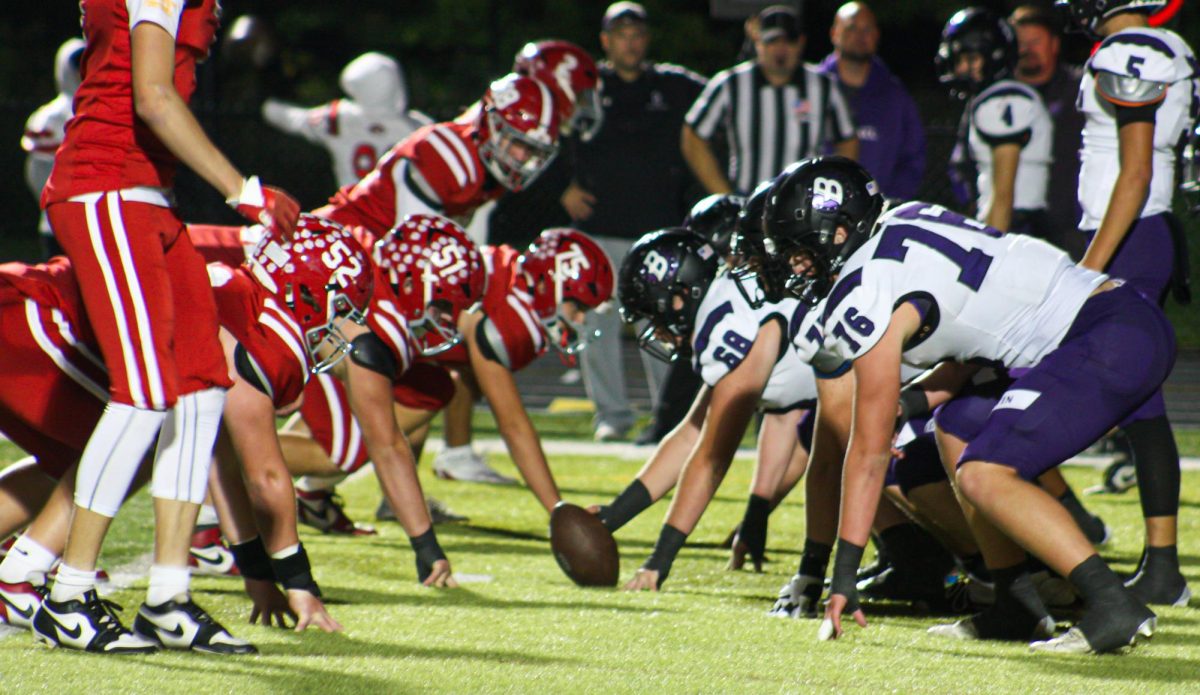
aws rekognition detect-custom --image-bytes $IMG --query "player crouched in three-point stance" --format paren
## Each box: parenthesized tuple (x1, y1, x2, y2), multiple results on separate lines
(768, 157, 1167, 653)
(34, 0, 299, 655)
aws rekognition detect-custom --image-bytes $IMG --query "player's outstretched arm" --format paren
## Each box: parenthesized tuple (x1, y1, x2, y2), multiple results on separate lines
(131, 22, 298, 235)
(463, 312, 561, 513)
(823, 304, 918, 640)
(592, 387, 711, 533)
(625, 322, 779, 591)
(983, 143, 1020, 232)
(729, 408, 805, 571)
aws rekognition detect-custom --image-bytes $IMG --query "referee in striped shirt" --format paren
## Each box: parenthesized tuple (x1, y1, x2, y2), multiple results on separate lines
(682, 5, 859, 195)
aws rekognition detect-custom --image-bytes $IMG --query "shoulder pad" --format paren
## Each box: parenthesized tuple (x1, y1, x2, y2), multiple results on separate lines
(1095, 70, 1168, 107)
(1092, 31, 1187, 83)
(350, 331, 399, 380)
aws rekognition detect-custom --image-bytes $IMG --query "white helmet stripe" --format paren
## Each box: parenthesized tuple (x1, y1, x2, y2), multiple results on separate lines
(536, 79, 554, 131)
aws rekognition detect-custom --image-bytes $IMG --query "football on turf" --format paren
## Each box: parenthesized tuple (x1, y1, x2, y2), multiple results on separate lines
(549, 502, 619, 587)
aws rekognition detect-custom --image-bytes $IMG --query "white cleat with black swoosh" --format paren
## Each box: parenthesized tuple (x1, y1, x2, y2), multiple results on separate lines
(134, 599, 257, 655)
(32, 590, 158, 654)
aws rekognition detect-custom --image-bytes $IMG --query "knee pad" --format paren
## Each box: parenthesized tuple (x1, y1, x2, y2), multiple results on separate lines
(74, 404, 167, 516)
(151, 387, 226, 503)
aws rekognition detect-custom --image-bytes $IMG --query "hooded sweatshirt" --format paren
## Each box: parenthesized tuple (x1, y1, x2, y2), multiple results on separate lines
(22, 37, 85, 233)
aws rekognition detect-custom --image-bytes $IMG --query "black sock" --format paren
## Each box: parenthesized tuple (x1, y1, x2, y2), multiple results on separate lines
(598, 479, 653, 532)
(992, 564, 1049, 621)
(1068, 554, 1127, 606)
(1124, 416, 1181, 518)
(798, 539, 832, 578)
(1142, 545, 1179, 571)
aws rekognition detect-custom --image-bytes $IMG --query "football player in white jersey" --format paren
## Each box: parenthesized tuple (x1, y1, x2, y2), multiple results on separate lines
(263, 52, 432, 188)
(766, 157, 1170, 653)
(609, 228, 819, 592)
(936, 8, 1053, 237)
(1060, 0, 1197, 607)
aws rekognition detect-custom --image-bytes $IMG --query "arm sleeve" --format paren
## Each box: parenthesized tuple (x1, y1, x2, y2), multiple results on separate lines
(126, 0, 184, 36)
(685, 72, 730, 141)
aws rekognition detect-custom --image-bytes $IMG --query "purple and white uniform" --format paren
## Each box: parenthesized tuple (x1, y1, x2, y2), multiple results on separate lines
(793, 201, 1175, 480)
(692, 273, 816, 414)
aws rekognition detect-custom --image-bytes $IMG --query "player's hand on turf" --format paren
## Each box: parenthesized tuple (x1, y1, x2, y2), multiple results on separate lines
(423, 559, 459, 588)
(560, 182, 596, 221)
(228, 176, 301, 238)
(245, 577, 296, 629)
(726, 534, 764, 573)
(821, 592, 867, 640)
(287, 588, 343, 633)
(622, 568, 661, 592)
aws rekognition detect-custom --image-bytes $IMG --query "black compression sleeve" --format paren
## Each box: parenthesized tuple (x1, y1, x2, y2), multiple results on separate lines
(598, 479, 653, 532)
(410, 529, 448, 582)
(643, 524, 688, 587)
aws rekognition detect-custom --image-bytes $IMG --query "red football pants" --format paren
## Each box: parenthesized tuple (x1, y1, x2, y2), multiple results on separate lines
(48, 193, 231, 409)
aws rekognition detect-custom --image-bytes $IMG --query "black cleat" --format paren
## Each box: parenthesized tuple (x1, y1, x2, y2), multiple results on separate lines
(1125, 566, 1192, 607)
(929, 602, 1055, 642)
(32, 590, 158, 654)
(134, 599, 257, 655)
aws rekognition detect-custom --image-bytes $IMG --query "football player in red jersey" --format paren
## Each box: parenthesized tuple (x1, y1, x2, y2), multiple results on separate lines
(36, 0, 301, 656)
(513, 40, 605, 142)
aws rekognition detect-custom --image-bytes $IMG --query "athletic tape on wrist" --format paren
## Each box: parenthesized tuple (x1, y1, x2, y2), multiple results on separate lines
(230, 536, 276, 582)
(410, 529, 447, 582)
(829, 540, 866, 613)
(269, 542, 322, 597)
(644, 524, 688, 587)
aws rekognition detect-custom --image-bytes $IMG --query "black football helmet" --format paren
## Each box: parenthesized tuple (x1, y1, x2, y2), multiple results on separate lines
(618, 228, 720, 362)
(935, 8, 1017, 98)
(1055, 0, 1168, 37)
(729, 177, 791, 308)
(763, 156, 884, 305)
(684, 194, 745, 257)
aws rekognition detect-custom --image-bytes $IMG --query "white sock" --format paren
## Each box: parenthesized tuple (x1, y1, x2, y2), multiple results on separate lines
(296, 473, 346, 493)
(147, 564, 191, 606)
(0, 535, 58, 584)
(196, 504, 219, 527)
(49, 563, 96, 602)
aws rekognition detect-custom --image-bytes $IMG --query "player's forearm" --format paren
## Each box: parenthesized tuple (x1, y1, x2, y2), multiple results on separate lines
(134, 84, 243, 198)
(208, 431, 261, 545)
(1081, 168, 1151, 272)
(663, 451, 730, 536)
(634, 418, 701, 500)
(983, 192, 1013, 233)
(751, 411, 801, 500)
(372, 445, 433, 538)
(225, 415, 302, 553)
(681, 126, 734, 194)
(498, 414, 561, 512)
(837, 445, 891, 548)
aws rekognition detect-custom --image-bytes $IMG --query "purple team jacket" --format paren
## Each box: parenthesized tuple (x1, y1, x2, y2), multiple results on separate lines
(818, 54, 927, 200)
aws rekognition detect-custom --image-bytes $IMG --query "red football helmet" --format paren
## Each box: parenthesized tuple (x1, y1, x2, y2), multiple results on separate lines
(374, 214, 486, 357)
(514, 40, 604, 142)
(476, 73, 561, 192)
(247, 213, 374, 373)
(518, 228, 614, 357)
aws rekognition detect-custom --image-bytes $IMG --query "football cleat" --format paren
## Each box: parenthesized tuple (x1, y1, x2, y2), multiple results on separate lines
(189, 526, 241, 577)
(296, 489, 377, 535)
(768, 573, 823, 619)
(0, 579, 47, 629)
(134, 599, 257, 655)
(929, 613, 1056, 642)
(1030, 618, 1155, 655)
(432, 448, 517, 485)
(32, 590, 159, 654)
(1125, 566, 1192, 607)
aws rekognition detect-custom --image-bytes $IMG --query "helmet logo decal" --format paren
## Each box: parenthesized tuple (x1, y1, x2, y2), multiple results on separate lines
(812, 177, 844, 210)
(490, 82, 521, 110)
(321, 239, 364, 288)
(554, 53, 580, 102)
(554, 242, 591, 280)
(643, 250, 671, 282)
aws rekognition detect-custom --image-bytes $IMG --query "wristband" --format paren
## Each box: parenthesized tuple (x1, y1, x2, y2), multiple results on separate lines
(410, 529, 447, 582)
(230, 536, 275, 582)
(738, 495, 771, 563)
(269, 542, 321, 597)
(643, 524, 688, 587)
(829, 540, 866, 613)
(898, 387, 931, 423)
(598, 479, 653, 532)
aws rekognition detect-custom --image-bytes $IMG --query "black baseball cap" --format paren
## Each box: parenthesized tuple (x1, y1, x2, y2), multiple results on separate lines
(758, 5, 803, 43)
(602, 2, 648, 31)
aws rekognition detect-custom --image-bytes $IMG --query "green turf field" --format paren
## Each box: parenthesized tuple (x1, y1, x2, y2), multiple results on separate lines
(0, 440, 1197, 693)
